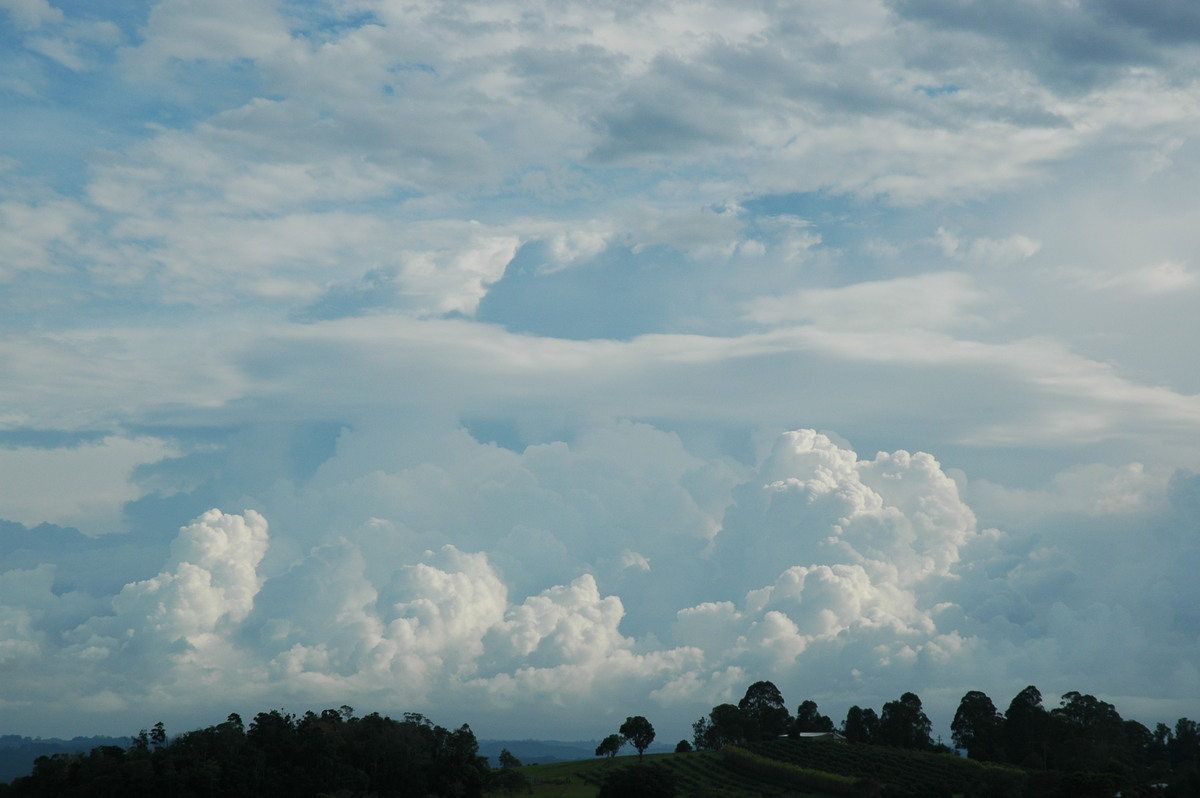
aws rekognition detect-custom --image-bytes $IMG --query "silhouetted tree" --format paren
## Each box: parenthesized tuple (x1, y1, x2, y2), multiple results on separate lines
(1004, 685, 1051, 767)
(794, 700, 836, 734)
(878, 692, 932, 750)
(620, 716, 656, 761)
(842, 705, 879, 744)
(1171, 718, 1200, 771)
(4, 706, 490, 798)
(595, 734, 623, 760)
(498, 748, 521, 769)
(951, 690, 1004, 761)
(738, 681, 791, 740)
(691, 716, 713, 751)
(701, 704, 747, 750)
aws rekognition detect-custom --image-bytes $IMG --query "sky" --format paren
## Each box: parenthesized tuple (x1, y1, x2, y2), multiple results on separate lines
(3, 0, 1200, 747)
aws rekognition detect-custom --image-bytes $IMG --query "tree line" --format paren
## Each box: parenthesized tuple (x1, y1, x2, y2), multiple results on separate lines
(950, 685, 1200, 791)
(0, 707, 512, 798)
(7, 685, 1200, 797)
(688, 681, 1200, 796)
(689, 680, 940, 752)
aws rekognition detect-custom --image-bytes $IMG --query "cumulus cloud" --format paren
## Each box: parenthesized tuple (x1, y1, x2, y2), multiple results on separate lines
(82, 509, 268, 645)
(6, 428, 1200, 739)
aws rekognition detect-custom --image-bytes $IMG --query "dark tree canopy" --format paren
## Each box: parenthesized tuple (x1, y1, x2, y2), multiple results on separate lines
(596, 763, 677, 798)
(738, 681, 792, 740)
(698, 703, 747, 750)
(951, 690, 1003, 761)
(619, 716, 656, 761)
(14, 682, 1200, 798)
(1051, 691, 1130, 772)
(497, 748, 521, 769)
(842, 705, 879, 744)
(595, 733, 624, 759)
(5, 708, 490, 798)
(878, 692, 933, 750)
(1004, 685, 1051, 767)
(794, 700, 836, 735)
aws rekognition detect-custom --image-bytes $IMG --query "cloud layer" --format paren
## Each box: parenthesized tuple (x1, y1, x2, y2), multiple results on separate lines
(3, 0, 1200, 742)
(5, 428, 1200, 742)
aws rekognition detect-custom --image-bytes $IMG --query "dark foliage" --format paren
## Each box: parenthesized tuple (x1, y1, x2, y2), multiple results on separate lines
(843, 705, 879, 745)
(596, 763, 677, 798)
(3, 707, 490, 798)
(619, 716, 656, 761)
(595, 733, 623, 759)
(878, 693, 933, 750)
(952, 690, 1004, 761)
(794, 699, 836, 735)
(744, 737, 1025, 798)
(737, 681, 791, 740)
(693, 703, 748, 750)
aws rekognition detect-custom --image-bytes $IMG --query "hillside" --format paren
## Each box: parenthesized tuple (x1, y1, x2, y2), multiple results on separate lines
(0, 737, 129, 785)
(506, 739, 1027, 798)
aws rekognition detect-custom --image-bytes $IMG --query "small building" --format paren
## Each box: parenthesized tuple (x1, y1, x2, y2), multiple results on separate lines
(796, 731, 847, 743)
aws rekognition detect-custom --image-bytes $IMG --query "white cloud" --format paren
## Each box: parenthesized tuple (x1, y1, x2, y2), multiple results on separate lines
(105, 509, 269, 642)
(1091, 261, 1197, 295)
(0, 198, 92, 280)
(4, 430, 1200, 739)
(0, 0, 61, 29)
(741, 272, 982, 331)
(934, 226, 1042, 265)
(0, 436, 178, 534)
(122, 0, 292, 68)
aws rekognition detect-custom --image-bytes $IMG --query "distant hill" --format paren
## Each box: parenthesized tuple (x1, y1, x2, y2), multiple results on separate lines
(0, 735, 130, 784)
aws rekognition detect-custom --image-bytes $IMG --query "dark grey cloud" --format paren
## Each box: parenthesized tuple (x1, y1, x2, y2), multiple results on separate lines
(889, 0, 1200, 90)
(1097, 0, 1200, 45)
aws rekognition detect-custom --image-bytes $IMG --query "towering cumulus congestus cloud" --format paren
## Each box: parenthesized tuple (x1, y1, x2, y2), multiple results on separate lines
(675, 430, 979, 690)
(74, 509, 269, 654)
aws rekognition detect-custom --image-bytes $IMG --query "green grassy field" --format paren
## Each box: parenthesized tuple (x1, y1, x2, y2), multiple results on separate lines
(504, 750, 831, 798)
(495, 738, 1028, 798)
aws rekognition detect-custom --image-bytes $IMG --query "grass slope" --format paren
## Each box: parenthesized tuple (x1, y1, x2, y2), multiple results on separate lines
(509, 750, 833, 798)
(501, 739, 1027, 798)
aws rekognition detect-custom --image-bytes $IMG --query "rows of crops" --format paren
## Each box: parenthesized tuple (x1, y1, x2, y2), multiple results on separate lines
(514, 740, 1027, 797)
(519, 751, 820, 798)
(653, 752, 780, 797)
(744, 738, 1026, 797)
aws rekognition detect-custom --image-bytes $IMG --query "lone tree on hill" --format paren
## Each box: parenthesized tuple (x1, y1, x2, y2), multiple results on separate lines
(620, 715, 656, 761)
